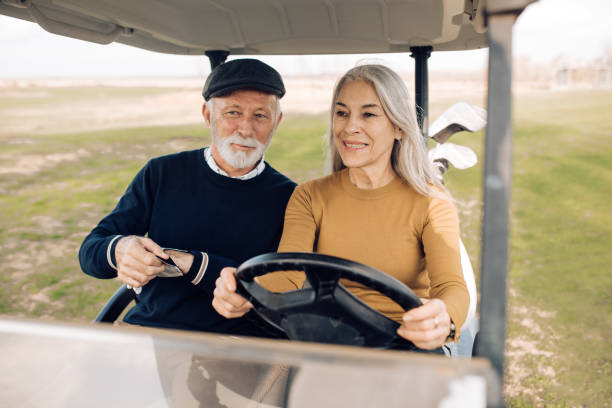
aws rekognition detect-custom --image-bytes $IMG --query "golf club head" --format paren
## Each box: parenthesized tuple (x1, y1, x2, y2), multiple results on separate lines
(429, 102, 486, 143)
(428, 142, 478, 170)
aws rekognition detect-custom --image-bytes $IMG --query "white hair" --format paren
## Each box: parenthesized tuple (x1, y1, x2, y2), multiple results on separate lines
(207, 94, 279, 169)
(326, 64, 447, 198)
(206, 95, 281, 122)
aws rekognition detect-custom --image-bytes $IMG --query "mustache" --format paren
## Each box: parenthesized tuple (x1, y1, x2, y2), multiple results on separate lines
(225, 134, 261, 148)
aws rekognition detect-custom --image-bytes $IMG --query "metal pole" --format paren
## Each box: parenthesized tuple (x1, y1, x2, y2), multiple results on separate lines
(473, 9, 520, 398)
(410, 46, 432, 145)
(205, 50, 229, 70)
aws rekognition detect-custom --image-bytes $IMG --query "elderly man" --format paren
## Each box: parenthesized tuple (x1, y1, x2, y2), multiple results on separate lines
(79, 59, 296, 336)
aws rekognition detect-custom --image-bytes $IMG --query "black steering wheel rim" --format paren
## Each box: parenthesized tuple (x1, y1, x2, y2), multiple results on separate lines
(235, 252, 422, 348)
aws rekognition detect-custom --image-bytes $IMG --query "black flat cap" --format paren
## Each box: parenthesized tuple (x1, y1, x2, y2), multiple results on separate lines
(203, 58, 285, 101)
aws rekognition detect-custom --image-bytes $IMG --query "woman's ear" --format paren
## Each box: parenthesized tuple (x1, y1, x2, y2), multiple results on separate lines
(394, 127, 403, 140)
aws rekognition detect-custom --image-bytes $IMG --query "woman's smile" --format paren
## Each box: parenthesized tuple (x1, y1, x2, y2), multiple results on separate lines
(341, 140, 368, 150)
(333, 80, 401, 188)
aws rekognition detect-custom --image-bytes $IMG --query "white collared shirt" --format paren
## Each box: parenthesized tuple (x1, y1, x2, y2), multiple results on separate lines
(204, 147, 266, 180)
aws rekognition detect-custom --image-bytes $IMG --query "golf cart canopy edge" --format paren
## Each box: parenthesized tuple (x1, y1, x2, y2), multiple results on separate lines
(1, 0, 489, 54)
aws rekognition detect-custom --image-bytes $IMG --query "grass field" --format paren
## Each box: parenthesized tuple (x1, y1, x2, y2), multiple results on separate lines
(0, 84, 610, 407)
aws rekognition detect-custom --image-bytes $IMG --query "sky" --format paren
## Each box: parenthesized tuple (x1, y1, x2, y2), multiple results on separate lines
(0, 0, 610, 78)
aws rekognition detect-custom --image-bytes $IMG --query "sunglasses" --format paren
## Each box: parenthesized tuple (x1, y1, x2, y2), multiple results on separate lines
(156, 254, 183, 277)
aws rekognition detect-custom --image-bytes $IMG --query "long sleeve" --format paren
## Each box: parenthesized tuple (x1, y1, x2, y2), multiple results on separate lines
(182, 251, 239, 295)
(78, 162, 154, 279)
(78, 158, 241, 294)
(256, 185, 315, 292)
(422, 197, 469, 338)
(257, 170, 469, 338)
(79, 149, 296, 332)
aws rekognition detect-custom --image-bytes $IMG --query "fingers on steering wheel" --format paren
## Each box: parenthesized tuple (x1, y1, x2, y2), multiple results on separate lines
(397, 309, 449, 344)
(212, 295, 251, 318)
(213, 283, 252, 308)
(396, 325, 446, 349)
(219, 267, 238, 291)
(403, 298, 444, 321)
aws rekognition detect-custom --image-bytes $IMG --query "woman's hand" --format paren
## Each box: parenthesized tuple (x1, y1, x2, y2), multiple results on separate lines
(212, 267, 253, 319)
(396, 298, 452, 350)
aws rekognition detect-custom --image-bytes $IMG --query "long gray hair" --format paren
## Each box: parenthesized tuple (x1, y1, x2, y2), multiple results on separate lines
(326, 64, 445, 198)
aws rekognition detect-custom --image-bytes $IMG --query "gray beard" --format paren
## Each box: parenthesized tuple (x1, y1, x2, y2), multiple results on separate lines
(211, 119, 272, 170)
(215, 134, 266, 169)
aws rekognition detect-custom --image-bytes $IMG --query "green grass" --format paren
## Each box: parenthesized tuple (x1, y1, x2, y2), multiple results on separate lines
(0, 121, 215, 320)
(503, 91, 612, 406)
(0, 87, 610, 407)
(443, 90, 612, 406)
(267, 113, 328, 182)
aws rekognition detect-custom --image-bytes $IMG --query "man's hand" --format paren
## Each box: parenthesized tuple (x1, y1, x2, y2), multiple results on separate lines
(115, 236, 167, 288)
(212, 267, 253, 318)
(164, 249, 194, 275)
(396, 298, 452, 350)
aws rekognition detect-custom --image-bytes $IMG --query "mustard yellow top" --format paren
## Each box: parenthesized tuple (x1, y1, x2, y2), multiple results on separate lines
(258, 169, 469, 337)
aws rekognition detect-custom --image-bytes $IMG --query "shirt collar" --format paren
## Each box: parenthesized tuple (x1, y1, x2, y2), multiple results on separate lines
(204, 147, 266, 180)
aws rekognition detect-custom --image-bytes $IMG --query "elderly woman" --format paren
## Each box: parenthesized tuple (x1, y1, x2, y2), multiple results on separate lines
(213, 64, 469, 353)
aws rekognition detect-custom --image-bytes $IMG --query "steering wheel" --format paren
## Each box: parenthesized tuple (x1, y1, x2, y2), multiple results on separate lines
(235, 252, 422, 349)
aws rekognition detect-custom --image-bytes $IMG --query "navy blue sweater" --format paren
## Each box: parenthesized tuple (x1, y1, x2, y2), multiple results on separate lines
(79, 148, 296, 334)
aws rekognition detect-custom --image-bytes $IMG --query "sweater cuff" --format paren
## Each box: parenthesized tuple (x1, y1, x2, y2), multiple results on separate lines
(191, 253, 239, 294)
(107, 235, 123, 270)
(182, 251, 206, 284)
(445, 303, 464, 343)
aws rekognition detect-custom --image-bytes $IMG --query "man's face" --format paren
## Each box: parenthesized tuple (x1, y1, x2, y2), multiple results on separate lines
(203, 89, 282, 177)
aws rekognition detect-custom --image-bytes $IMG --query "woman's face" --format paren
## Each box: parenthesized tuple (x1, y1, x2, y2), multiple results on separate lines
(333, 80, 401, 174)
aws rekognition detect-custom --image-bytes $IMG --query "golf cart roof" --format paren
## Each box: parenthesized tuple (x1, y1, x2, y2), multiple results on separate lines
(0, 0, 487, 55)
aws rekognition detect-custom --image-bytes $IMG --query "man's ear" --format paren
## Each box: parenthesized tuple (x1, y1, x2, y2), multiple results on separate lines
(202, 103, 212, 128)
(274, 111, 283, 130)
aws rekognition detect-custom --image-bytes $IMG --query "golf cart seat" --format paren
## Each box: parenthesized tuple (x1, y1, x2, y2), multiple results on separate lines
(94, 284, 136, 323)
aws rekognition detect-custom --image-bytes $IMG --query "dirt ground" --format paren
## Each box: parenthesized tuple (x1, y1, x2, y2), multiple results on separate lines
(0, 76, 487, 137)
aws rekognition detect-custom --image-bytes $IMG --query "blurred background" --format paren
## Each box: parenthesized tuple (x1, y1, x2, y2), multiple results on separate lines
(1, 0, 610, 406)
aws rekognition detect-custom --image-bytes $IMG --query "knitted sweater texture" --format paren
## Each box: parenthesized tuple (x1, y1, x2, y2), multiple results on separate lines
(79, 148, 296, 334)
(258, 169, 469, 333)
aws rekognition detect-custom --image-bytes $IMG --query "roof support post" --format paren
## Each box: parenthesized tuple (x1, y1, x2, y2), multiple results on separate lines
(474, 2, 532, 405)
(205, 50, 230, 70)
(410, 46, 432, 146)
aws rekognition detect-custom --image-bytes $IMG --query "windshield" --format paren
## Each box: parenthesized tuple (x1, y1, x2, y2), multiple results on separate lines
(0, 319, 496, 407)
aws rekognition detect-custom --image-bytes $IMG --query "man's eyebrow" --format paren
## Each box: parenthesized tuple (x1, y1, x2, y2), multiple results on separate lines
(223, 104, 271, 112)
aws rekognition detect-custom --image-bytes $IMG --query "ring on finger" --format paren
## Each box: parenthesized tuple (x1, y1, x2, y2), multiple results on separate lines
(434, 317, 439, 329)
